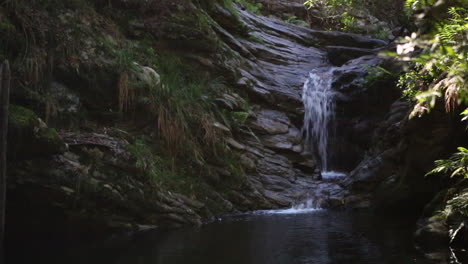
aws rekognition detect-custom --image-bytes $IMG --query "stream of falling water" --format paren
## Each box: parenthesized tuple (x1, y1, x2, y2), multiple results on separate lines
(302, 69, 335, 172)
(281, 69, 347, 212)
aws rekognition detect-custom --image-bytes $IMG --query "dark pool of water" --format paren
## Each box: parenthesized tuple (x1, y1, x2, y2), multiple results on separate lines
(9, 210, 443, 264)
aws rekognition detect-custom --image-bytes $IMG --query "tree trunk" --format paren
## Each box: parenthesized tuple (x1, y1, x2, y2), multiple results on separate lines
(0, 60, 11, 259)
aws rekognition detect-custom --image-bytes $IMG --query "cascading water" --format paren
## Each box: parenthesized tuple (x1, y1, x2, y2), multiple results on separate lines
(302, 69, 335, 172)
(279, 69, 347, 213)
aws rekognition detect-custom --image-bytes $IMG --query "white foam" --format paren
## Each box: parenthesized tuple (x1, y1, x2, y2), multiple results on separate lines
(321, 171, 347, 179)
(253, 199, 324, 215)
(254, 207, 322, 215)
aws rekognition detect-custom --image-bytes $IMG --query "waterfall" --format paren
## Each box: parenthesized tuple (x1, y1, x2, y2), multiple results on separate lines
(302, 69, 335, 172)
(278, 69, 347, 212)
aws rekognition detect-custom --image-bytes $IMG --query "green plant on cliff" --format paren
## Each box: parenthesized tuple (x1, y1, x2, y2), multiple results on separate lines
(1, 0, 247, 195)
(447, 191, 468, 217)
(285, 16, 309, 26)
(398, 0, 468, 221)
(304, 0, 406, 37)
(397, 3, 468, 118)
(127, 137, 176, 186)
(427, 147, 468, 179)
(235, 0, 263, 14)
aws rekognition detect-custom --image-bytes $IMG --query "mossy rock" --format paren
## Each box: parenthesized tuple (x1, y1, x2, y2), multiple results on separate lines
(8, 105, 66, 159)
(9, 105, 38, 128)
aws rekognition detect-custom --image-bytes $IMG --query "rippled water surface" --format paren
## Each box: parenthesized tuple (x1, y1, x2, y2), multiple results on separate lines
(12, 210, 441, 264)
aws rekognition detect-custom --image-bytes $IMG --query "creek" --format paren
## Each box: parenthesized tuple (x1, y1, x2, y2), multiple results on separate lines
(12, 209, 433, 264)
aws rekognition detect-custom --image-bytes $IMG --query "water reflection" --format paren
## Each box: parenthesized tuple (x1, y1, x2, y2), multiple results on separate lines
(11, 210, 446, 264)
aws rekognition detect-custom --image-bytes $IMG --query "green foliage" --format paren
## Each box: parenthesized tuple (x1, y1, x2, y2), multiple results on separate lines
(404, 0, 436, 15)
(427, 148, 468, 218)
(235, 0, 263, 14)
(365, 65, 397, 84)
(397, 70, 432, 101)
(127, 134, 246, 195)
(285, 16, 309, 26)
(397, 2, 468, 117)
(304, 0, 355, 31)
(340, 12, 357, 31)
(399, 1, 468, 221)
(112, 46, 248, 184)
(427, 147, 468, 179)
(127, 138, 175, 185)
(304, 0, 353, 8)
(461, 108, 468, 122)
(9, 105, 38, 128)
(231, 111, 250, 124)
(304, 0, 404, 38)
(2, 0, 249, 196)
(447, 191, 468, 217)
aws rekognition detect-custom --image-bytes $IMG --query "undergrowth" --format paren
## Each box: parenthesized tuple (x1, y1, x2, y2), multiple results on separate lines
(304, 0, 406, 39)
(398, 0, 468, 223)
(1, 0, 250, 197)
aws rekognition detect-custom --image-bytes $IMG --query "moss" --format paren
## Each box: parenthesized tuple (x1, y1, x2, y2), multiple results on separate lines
(235, 0, 263, 15)
(39, 127, 63, 146)
(0, 16, 15, 33)
(9, 105, 40, 129)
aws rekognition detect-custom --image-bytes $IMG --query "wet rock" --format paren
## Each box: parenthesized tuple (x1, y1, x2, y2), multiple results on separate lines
(450, 222, 468, 247)
(348, 148, 398, 191)
(260, 127, 301, 150)
(249, 109, 291, 134)
(311, 30, 387, 49)
(256, 158, 294, 180)
(332, 55, 383, 94)
(259, 0, 308, 21)
(49, 82, 80, 114)
(263, 190, 292, 206)
(345, 195, 372, 209)
(325, 55, 400, 171)
(326, 46, 377, 66)
(295, 160, 317, 173)
(59, 132, 130, 158)
(260, 174, 293, 191)
(415, 216, 450, 250)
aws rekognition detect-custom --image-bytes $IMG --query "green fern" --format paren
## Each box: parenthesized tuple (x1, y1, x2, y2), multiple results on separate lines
(427, 147, 468, 178)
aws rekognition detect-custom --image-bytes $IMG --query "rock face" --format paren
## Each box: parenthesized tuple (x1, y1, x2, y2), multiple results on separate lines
(259, 0, 309, 21)
(204, 5, 391, 208)
(337, 80, 468, 258)
(345, 102, 465, 210)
